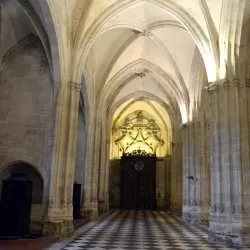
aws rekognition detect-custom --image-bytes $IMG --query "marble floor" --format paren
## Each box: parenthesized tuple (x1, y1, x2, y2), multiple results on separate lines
(62, 210, 248, 250)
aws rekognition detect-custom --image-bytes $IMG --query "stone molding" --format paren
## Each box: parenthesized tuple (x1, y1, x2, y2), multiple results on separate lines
(70, 81, 81, 91)
(246, 79, 250, 88)
(204, 82, 219, 94)
(132, 29, 152, 37)
(205, 79, 241, 93)
(2, 34, 45, 68)
(181, 123, 188, 130)
(204, 121, 210, 130)
(211, 202, 242, 216)
(233, 79, 240, 88)
(222, 81, 230, 90)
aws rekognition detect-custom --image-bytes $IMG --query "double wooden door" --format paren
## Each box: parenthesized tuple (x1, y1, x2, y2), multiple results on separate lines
(120, 156, 156, 210)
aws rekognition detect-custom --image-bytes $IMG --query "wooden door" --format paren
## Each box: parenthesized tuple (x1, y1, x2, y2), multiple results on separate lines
(120, 156, 156, 210)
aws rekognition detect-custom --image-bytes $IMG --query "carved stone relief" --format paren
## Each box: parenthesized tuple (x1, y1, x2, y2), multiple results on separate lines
(113, 111, 165, 156)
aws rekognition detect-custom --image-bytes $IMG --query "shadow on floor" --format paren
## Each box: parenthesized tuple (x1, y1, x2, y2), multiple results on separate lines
(0, 237, 58, 250)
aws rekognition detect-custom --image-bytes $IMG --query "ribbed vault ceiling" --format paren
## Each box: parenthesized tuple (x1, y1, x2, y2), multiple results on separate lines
(88, 1, 207, 124)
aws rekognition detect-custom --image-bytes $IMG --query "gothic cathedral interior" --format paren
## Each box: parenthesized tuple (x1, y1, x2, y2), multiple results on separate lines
(0, 0, 250, 248)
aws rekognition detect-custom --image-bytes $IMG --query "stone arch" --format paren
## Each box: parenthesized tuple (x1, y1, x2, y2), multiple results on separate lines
(18, 0, 61, 90)
(98, 21, 189, 87)
(73, 0, 217, 84)
(74, 74, 89, 209)
(80, 74, 90, 131)
(108, 91, 179, 161)
(0, 159, 45, 181)
(0, 161, 44, 204)
(112, 98, 170, 131)
(109, 91, 179, 127)
(93, 26, 190, 111)
(238, 2, 250, 78)
(1, 34, 50, 75)
(100, 59, 185, 122)
(0, 31, 55, 207)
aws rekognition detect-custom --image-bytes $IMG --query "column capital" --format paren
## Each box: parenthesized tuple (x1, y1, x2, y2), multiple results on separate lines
(204, 121, 210, 130)
(181, 123, 188, 130)
(69, 81, 81, 91)
(223, 81, 230, 90)
(190, 121, 197, 130)
(204, 82, 219, 94)
(233, 78, 240, 88)
(196, 121, 201, 128)
(246, 79, 250, 88)
(96, 120, 101, 128)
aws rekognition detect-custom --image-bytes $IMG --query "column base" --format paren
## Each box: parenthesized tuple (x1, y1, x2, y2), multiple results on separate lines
(209, 214, 250, 247)
(81, 205, 99, 220)
(182, 206, 209, 225)
(30, 220, 42, 233)
(98, 200, 109, 216)
(42, 220, 74, 237)
(170, 204, 182, 216)
(157, 199, 166, 209)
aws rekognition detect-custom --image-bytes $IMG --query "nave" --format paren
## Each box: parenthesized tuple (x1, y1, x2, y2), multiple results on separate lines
(62, 210, 245, 250)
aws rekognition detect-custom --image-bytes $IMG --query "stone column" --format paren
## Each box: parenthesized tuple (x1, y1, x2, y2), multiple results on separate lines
(42, 81, 81, 236)
(182, 121, 197, 223)
(188, 120, 201, 224)
(182, 118, 210, 224)
(81, 114, 97, 219)
(182, 123, 189, 220)
(170, 126, 182, 214)
(82, 120, 101, 220)
(103, 138, 111, 211)
(195, 119, 210, 224)
(98, 120, 110, 215)
(199, 119, 211, 223)
(207, 79, 250, 246)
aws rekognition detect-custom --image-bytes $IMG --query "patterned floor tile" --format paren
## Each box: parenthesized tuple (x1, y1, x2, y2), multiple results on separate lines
(62, 210, 248, 250)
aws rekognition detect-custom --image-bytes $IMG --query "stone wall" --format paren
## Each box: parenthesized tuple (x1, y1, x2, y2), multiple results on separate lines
(0, 37, 54, 225)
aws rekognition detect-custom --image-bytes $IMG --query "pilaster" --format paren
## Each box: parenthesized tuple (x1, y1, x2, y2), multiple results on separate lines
(42, 81, 81, 236)
(98, 119, 110, 216)
(207, 79, 250, 246)
(182, 119, 210, 225)
(170, 126, 182, 214)
(81, 119, 102, 220)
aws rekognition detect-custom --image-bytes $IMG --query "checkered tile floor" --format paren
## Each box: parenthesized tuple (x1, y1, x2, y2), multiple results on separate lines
(62, 210, 247, 250)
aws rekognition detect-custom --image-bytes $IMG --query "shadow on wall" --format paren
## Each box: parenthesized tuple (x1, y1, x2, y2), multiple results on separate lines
(0, 162, 44, 204)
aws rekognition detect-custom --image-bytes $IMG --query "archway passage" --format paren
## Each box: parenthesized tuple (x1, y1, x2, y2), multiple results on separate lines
(109, 101, 174, 211)
(0, 162, 44, 237)
(120, 150, 157, 210)
(0, 162, 44, 205)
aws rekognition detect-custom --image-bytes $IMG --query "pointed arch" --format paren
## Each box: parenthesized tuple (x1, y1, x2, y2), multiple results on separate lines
(73, 0, 218, 84)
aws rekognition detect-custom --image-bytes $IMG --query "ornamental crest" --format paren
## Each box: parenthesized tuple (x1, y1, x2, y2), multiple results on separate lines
(113, 111, 165, 155)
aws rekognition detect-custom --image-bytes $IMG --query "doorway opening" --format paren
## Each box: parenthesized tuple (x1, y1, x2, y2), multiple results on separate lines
(120, 150, 157, 210)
